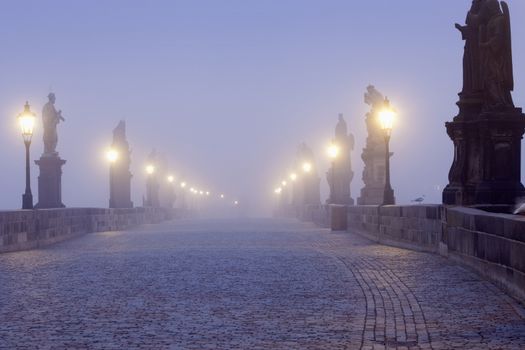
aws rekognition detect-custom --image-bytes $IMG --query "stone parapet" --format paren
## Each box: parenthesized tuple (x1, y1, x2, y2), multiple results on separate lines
(308, 203, 525, 303)
(0, 207, 173, 254)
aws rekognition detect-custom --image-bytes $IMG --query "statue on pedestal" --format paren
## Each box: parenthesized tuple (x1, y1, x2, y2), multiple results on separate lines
(109, 121, 133, 209)
(444, 0, 525, 206)
(144, 149, 160, 208)
(35, 93, 67, 209)
(357, 85, 394, 205)
(327, 114, 354, 205)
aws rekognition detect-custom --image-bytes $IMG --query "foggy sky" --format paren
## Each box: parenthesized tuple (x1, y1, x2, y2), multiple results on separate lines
(1, 0, 524, 214)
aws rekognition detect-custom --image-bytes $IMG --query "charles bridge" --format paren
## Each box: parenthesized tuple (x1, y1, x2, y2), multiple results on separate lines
(2, 1, 525, 349)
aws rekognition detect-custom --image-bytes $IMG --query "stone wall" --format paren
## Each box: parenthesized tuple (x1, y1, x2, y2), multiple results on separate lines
(445, 207, 525, 303)
(347, 205, 443, 253)
(342, 204, 525, 302)
(304, 205, 330, 228)
(0, 207, 173, 254)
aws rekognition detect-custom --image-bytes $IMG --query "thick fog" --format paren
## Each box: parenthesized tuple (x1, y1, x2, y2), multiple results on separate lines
(0, 0, 524, 215)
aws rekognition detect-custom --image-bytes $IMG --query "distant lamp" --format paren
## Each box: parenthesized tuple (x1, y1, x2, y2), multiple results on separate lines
(282, 180, 287, 187)
(206, 191, 210, 196)
(220, 194, 225, 199)
(378, 99, 396, 137)
(180, 182, 187, 188)
(145, 164, 155, 175)
(234, 200, 239, 205)
(289, 173, 298, 182)
(167, 175, 175, 183)
(327, 142, 339, 160)
(275, 187, 282, 194)
(302, 162, 312, 173)
(17, 102, 36, 210)
(106, 149, 119, 163)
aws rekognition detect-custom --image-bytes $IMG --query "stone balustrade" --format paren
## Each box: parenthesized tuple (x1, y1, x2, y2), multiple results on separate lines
(0, 207, 173, 254)
(302, 203, 525, 303)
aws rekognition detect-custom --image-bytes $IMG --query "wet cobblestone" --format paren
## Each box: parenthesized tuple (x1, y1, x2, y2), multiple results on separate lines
(0, 218, 524, 349)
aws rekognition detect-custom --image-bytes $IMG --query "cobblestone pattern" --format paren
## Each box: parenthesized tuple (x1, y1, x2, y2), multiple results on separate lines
(0, 218, 523, 349)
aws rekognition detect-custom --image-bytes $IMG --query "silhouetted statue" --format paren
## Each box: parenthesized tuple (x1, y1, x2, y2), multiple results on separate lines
(364, 85, 384, 108)
(109, 121, 133, 209)
(327, 114, 354, 205)
(455, 0, 514, 111)
(358, 85, 394, 205)
(456, 0, 484, 96)
(479, 0, 514, 110)
(113, 121, 126, 143)
(42, 93, 65, 156)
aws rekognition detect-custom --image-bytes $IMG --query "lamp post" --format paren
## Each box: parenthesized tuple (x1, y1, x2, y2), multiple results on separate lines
(18, 102, 36, 210)
(106, 148, 119, 208)
(379, 98, 396, 205)
(327, 140, 339, 204)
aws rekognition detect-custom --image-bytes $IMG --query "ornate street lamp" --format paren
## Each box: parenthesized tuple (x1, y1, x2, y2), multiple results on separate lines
(17, 102, 36, 210)
(326, 140, 340, 204)
(378, 98, 396, 205)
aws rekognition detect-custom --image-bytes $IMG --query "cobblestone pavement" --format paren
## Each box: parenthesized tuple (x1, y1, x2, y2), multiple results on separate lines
(0, 218, 524, 349)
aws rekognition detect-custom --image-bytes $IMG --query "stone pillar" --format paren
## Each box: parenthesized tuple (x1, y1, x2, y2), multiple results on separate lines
(109, 121, 133, 209)
(35, 156, 66, 208)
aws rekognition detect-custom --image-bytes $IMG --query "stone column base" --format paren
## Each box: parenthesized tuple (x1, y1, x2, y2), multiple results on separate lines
(35, 155, 66, 209)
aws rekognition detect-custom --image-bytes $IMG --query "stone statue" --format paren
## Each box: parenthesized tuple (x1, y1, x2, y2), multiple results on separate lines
(42, 93, 65, 156)
(364, 85, 384, 108)
(113, 121, 126, 143)
(328, 114, 355, 205)
(455, 0, 514, 111)
(456, 0, 484, 96)
(335, 114, 347, 140)
(109, 120, 133, 209)
(479, 0, 514, 110)
(443, 0, 525, 206)
(358, 85, 394, 205)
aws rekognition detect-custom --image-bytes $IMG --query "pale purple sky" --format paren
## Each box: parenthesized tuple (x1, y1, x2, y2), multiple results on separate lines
(0, 0, 524, 213)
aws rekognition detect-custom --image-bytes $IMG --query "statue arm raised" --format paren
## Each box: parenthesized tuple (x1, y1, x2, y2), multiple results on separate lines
(455, 23, 467, 40)
(58, 110, 65, 122)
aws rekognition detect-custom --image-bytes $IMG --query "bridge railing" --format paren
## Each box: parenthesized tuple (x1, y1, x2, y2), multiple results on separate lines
(0, 207, 174, 254)
(301, 203, 525, 304)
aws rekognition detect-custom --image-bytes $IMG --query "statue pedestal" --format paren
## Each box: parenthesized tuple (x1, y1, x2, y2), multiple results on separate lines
(357, 151, 394, 205)
(35, 155, 66, 209)
(109, 166, 133, 209)
(443, 109, 525, 205)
